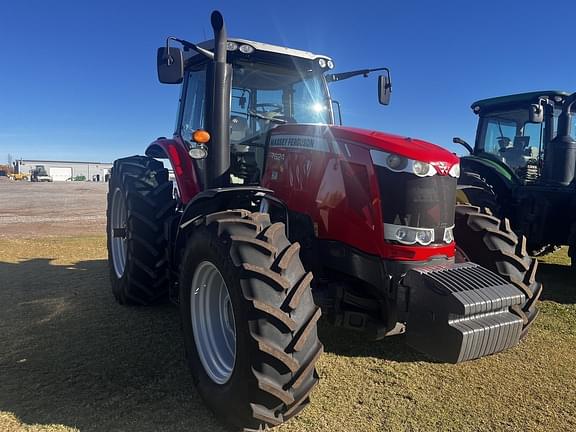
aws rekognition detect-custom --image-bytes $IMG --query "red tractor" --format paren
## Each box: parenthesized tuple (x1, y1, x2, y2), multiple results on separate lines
(107, 11, 541, 430)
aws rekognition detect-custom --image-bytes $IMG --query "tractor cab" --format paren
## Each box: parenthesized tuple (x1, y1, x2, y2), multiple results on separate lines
(180, 39, 336, 185)
(156, 35, 391, 191)
(456, 91, 576, 184)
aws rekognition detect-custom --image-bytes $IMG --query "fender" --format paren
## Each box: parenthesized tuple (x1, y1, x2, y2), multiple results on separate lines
(145, 137, 201, 203)
(167, 186, 275, 302)
(178, 186, 274, 233)
(460, 154, 519, 198)
(461, 154, 519, 186)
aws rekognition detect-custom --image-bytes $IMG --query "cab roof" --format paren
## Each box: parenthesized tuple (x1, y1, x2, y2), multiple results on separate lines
(194, 38, 332, 62)
(471, 90, 571, 114)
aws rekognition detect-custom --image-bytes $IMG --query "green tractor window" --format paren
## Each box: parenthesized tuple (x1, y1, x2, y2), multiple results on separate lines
(480, 111, 544, 174)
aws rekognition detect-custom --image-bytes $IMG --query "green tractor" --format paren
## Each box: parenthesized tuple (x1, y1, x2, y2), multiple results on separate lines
(454, 90, 576, 265)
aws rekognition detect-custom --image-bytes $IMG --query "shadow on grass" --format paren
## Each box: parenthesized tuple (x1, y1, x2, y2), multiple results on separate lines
(537, 263, 576, 304)
(317, 321, 435, 363)
(0, 258, 228, 432)
(1, 256, 569, 432)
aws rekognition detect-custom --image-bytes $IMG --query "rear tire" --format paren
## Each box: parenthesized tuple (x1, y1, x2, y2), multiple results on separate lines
(180, 210, 322, 430)
(454, 204, 542, 338)
(106, 156, 175, 305)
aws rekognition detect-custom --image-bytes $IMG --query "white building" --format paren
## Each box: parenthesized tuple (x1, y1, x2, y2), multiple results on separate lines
(16, 159, 113, 182)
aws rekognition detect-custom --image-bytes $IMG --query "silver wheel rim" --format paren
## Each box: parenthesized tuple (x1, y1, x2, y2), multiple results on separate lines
(110, 188, 128, 278)
(190, 261, 237, 384)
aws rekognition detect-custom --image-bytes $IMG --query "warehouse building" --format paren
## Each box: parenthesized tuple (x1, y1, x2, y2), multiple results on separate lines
(15, 159, 113, 182)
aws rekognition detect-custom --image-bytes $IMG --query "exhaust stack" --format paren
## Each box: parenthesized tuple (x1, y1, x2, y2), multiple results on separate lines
(546, 92, 576, 186)
(206, 11, 231, 188)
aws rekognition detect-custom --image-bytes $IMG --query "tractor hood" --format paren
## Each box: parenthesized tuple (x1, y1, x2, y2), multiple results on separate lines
(328, 126, 459, 165)
(272, 124, 459, 166)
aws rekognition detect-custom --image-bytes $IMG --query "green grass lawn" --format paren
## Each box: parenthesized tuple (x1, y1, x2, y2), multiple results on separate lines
(0, 238, 574, 432)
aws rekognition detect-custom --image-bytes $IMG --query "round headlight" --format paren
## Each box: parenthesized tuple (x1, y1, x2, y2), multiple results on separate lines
(327, 60, 334, 69)
(226, 41, 238, 51)
(416, 230, 433, 245)
(239, 44, 254, 54)
(386, 154, 408, 171)
(396, 228, 407, 241)
(318, 58, 327, 68)
(413, 161, 431, 176)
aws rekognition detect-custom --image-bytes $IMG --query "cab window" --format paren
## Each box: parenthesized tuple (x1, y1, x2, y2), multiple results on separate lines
(180, 68, 207, 142)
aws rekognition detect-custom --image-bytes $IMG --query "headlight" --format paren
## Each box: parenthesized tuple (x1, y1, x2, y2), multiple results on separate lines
(386, 153, 408, 171)
(226, 41, 238, 51)
(189, 144, 208, 160)
(448, 163, 460, 178)
(413, 161, 433, 177)
(383, 223, 435, 246)
(239, 44, 254, 54)
(370, 150, 436, 177)
(318, 58, 327, 68)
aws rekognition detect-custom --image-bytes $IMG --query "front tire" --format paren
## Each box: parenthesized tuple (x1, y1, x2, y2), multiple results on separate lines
(180, 210, 322, 430)
(454, 204, 542, 338)
(106, 156, 175, 305)
(457, 171, 501, 216)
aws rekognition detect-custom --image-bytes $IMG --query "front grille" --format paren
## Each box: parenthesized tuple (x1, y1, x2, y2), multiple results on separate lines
(375, 167, 456, 244)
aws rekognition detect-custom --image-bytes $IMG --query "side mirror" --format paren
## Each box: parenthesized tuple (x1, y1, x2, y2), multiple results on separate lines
(528, 103, 544, 123)
(378, 74, 392, 105)
(157, 47, 184, 84)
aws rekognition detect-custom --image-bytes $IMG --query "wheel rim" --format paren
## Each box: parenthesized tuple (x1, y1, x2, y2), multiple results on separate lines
(190, 261, 237, 384)
(110, 188, 128, 278)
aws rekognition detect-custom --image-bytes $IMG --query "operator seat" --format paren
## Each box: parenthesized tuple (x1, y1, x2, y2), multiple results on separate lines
(503, 136, 531, 171)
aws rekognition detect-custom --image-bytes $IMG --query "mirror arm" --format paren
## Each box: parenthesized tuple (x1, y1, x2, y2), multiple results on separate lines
(327, 67, 390, 83)
(167, 36, 215, 60)
(453, 137, 474, 154)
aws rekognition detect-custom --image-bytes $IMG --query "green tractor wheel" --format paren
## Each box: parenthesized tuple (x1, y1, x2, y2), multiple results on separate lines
(454, 204, 542, 338)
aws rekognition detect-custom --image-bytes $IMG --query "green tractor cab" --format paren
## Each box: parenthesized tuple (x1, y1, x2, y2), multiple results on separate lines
(455, 90, 576, 264)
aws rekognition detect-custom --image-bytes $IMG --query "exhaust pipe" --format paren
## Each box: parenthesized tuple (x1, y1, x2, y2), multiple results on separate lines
(557, 92, 576, 137)
(206, 11, 231, 188)
(547, 92, 576, 186)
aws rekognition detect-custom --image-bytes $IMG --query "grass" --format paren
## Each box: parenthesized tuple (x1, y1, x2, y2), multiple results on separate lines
(0, 237, 575, 432)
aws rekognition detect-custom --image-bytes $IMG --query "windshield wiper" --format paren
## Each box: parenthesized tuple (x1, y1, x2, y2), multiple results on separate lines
(247, 110, 287, 124)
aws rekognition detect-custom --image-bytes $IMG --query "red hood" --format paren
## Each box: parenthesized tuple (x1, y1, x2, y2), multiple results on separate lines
(327, 126, 459, 165)
(272, 124, 459, 165)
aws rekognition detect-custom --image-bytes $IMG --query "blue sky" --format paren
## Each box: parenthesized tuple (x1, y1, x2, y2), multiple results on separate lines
(1, 0, 574, 163)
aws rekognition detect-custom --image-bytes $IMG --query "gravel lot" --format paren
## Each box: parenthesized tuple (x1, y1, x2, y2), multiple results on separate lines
(0, 182, 575, 432)
(0, 181, 107, 238)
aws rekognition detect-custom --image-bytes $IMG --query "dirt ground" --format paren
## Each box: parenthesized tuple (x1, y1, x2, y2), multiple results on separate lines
(0, 183, 575, 432)
(0, 181, 107, 238)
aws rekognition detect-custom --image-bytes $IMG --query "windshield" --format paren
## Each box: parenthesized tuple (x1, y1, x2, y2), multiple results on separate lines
(479, 110, 544, 176)
(230, 61, 331, 145)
